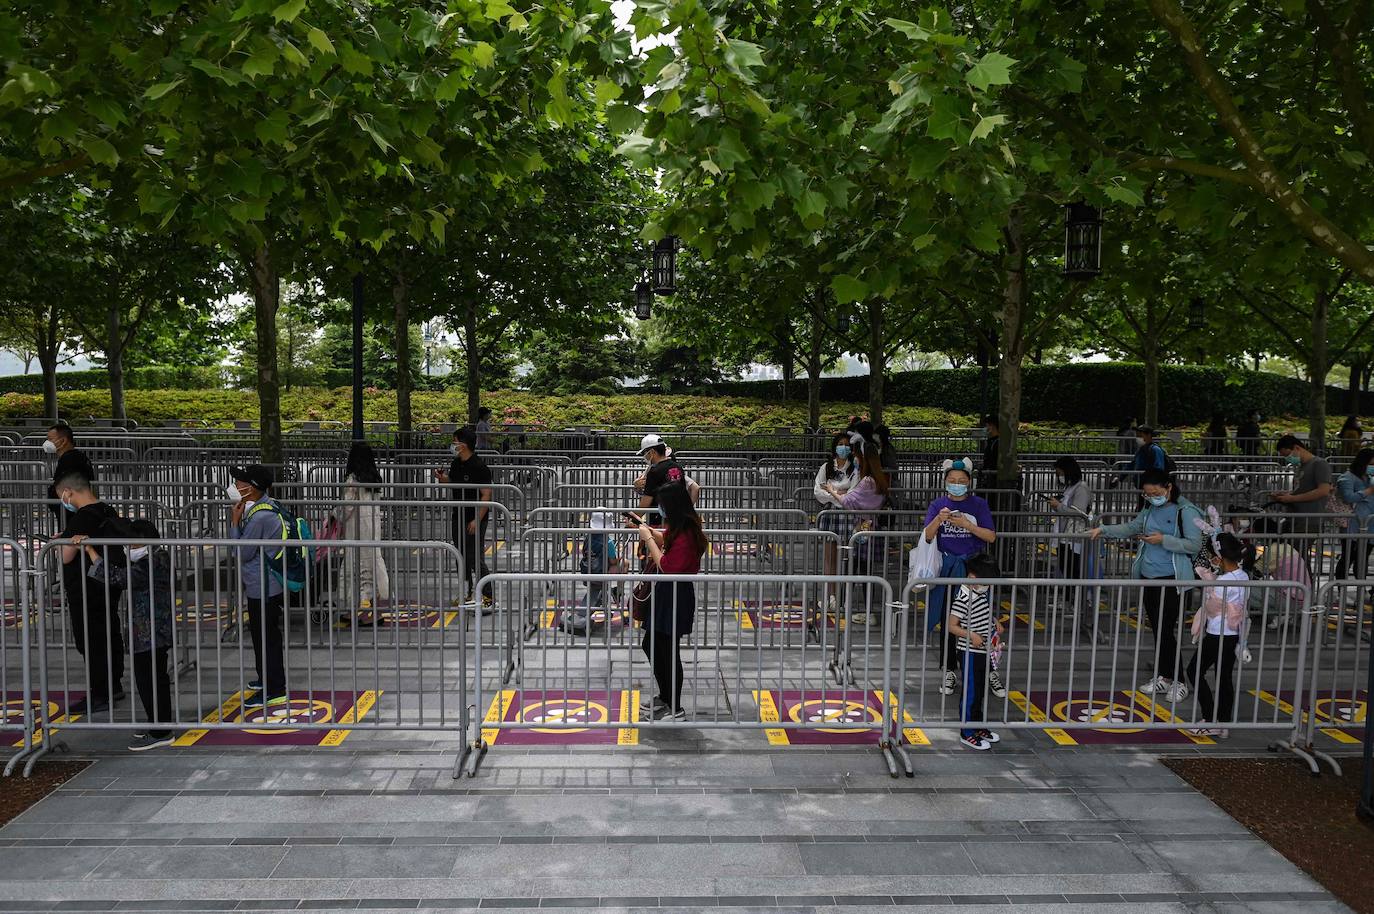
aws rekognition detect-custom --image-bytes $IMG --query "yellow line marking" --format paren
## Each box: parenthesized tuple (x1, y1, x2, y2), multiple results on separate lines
(480, 689, 515, 746)
(1008, 690, 1076, 745)
(753, 690, 789, 745)
(883, 691, 930, 747)
(538, 610, 556, 629)
(174, 690, 246, 747)
(1128, 691, 1214, 744)
(440, 611, 459, 628)
(320, 690, 379, 747)
(484, 539, 505, 557)
(736, 610, 755, 631)
(618, 689, 639, 745)
(1251, 689, 1361, 744)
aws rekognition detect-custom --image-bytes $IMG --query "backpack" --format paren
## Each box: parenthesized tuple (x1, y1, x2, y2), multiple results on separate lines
(1155, 445, 1176, 474)
(246, 501, 314, 593)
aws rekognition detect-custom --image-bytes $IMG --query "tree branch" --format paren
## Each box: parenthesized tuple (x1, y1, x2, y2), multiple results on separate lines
(0, 154, 90, 192)
(1308, 0, 1374, 163)
(1230, 285, 1309, 358)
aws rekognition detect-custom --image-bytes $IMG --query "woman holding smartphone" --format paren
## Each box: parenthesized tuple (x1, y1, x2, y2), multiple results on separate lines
(627, 481, 709, 721)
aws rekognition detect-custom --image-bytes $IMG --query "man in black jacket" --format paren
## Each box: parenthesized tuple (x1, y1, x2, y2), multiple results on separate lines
(45, 423, 96, 520)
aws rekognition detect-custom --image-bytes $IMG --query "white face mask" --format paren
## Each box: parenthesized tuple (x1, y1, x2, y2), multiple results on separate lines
(128, 546, 149, 562)
(226, 483, 244, 503)
(969, 584, 989, 594)
(1135, 437, 1147, 448)
(450, 444, 460, 456)
(42, 439, 58, 455)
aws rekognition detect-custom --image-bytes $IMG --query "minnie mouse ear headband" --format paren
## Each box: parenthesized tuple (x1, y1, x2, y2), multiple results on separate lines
(847, 431, 867, 455)
(942, 457, 975, 475)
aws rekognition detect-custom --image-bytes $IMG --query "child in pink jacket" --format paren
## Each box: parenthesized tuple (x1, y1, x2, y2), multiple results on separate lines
(1186, 533, 1248, 738)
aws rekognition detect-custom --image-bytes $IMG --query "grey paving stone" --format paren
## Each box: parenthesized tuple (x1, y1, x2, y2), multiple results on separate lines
(798, 842, 979, 876)
(1140, 839, 1304, 876)
(965, 841, 1153, 876)
(276, 847, 462, 879)
(88, 846, 287, 880)
(9, 796, 174, 826)
(0, 846, 115, 880)
(628, 843, 804, 876)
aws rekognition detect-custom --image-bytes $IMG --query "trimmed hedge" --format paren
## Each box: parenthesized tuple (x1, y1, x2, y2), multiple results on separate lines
(0, 366, 227, 395)
(701, 363, 1367, 425)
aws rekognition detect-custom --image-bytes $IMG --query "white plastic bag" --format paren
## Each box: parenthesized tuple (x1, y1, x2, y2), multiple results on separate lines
(908, 533, 941, 586)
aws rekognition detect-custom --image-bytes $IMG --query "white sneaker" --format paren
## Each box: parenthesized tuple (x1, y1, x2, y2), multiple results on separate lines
(1138, 676, 1168, 694)
(960, 733, 991, 751)
(825, 594, 838, 613)
(1165, 680, 1189, 703)
(940, 670, 957, 696)
(988, 670, 1006, 698)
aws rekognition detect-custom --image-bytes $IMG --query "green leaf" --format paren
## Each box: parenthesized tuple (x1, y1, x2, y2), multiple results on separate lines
(906, 141, 949, 178)
(242, 48, 277, 78)
(143, 79, 183, 100)
(471, 41, 496, 68)
(254, 110, 290, 146)
(81, 135, 119, 166)
(1103, 184, 1144, 206)
(884, 18, 931, 41)
(270, 0, 306, 23)
(724, 39, 765, 71)
(797, 188, 827, 219)
(736, 179, 778, 212)
(605, 102, 642, 134)
(436, 71, 465, 102)
(831, 274, 868, 305)
(338, 42, 373, 76)
(85, 97, 126, 128)
(911, 233, 936, 252)
(714, 128, 748, 171)
(306, 27, 336, 55)
(926, 96, 960, 140)
(965, 51, 1016, 92)
(969, 113, 1007, 143)
(594, 76, 623, 105)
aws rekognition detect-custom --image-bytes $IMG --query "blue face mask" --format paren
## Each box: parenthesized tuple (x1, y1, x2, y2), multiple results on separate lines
(1146, 494, 1169, 507)
(946, 483, 969, 498)
(61, 499, 77, 513)
(1284, 454, 1301, 467)
(835, 445, 851, 459)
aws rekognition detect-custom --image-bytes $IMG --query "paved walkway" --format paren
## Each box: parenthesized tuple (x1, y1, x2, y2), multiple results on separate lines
(0, 734, 1352, 914)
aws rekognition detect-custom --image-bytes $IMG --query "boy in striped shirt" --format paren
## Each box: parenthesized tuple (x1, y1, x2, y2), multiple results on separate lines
(947, 553, 1004, 750)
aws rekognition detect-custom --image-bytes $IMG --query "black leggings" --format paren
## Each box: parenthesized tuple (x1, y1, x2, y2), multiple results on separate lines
(1186, 633, 1240, 723)
(134, 647, 173, 738)
(642, 630, 683, 711)
(1141, 580, 1183, 683)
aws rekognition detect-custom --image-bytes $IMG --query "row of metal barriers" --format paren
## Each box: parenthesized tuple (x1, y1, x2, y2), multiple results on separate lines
(1, 536, 1364, 780)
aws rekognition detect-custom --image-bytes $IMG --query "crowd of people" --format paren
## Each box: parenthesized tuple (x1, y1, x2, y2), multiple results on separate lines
(27, 412, 1367, 750)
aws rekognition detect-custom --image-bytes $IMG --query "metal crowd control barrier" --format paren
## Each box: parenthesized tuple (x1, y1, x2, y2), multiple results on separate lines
(22, 538, 478, 777)
(463, 572, 905, 777)
(1303, 580, 1368, 773)
(527, 506, 811, 531)
(1, 537, 34, 776)
(891, 576, 1337, 772)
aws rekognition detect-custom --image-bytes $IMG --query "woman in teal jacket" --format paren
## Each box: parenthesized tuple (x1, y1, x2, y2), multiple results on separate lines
(1089, 469, 1203, 703)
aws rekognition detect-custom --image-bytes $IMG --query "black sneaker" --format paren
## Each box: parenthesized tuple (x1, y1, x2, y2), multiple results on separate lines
(241, 693, 288, 711)
(67, 697, 110, 716)
(129, 733, 176, 752)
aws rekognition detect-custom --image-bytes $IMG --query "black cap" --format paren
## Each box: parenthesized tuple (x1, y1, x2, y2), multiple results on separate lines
(1136, 425, 1154, 436)
(230, 464, 273, 492)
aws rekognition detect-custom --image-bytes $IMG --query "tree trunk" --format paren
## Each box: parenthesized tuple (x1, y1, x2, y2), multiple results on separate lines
(39, 305, 60, 419)
(1309, 285, 1329, 446)
(780, 356, 794, 402)
(866, 298, 885, 424)
(392, 272, 413, 446)
(806, 300, 823, 431)
(106, 304, 126, 423)
(248, 243, 283, 465)
(1143, 351, 1160, 427)
(464, 298, 480, 423)
(1349, 360, 1363, 414)
(997, 210, 1027, 485)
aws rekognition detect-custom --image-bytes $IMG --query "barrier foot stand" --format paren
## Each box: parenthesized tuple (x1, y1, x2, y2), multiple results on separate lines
(1269, 736, 1322, 776)
(461, 739, 487, 779)
(174, 658, 199, 679)
(3, 743, 34, 778)
(882, 739, 914, 778)
(21, 740, 62, 779)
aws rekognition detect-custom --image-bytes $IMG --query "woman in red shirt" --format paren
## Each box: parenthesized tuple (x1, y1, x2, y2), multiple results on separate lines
(630, 479, 708, 720)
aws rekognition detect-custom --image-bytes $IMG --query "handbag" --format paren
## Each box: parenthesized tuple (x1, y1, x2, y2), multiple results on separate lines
(1325, 489, 1353, 530)
(631, 578, 652, 622)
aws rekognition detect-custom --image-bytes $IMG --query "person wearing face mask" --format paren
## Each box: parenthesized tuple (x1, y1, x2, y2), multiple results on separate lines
(44, 422, 96, 522)
(814, 431, 861, 611)
(946, 553, 1005, 751)
(55, 472, 127, 716)
(76, 519, 177, 751)
(1270, 435, 1332, 547)
(922, 458, 998, 696)
(227, 464, 289, 710)
(1333, 448, 1374, 608)
(1089, 469, 1204, 702)
(825, 432, 890, 624)
(1131, 426, 1169, 481)
(437, 426, 495, 611)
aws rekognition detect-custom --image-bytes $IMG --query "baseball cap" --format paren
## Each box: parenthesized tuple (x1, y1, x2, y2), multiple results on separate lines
(230, 465, 274, 492)
(637, 433, 667, 455)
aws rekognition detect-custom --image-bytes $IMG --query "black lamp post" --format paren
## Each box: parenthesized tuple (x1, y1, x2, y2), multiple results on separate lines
(1188, 297, 1206, 331)
(634, 281, 653, 320)
(652, 235, 680, 295)
(1063, 202, 1103, 280)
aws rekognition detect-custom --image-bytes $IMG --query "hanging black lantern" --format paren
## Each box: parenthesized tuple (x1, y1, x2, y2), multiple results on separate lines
(1188, 296, 1206, 331)
(837, 310, 851, 334)
(651, 235, 680, 295)
(1062, 202, 1103, 280)
(634, 281, 653, 320)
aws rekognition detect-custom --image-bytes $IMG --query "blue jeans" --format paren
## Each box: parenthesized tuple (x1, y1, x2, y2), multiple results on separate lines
(925, 551, 969, 632)
(960, 650, 987, 739)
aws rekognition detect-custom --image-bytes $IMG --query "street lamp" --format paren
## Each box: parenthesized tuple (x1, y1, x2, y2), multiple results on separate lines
(1063, 202, 1103, 280)
(651, 235, 680, 295)
(422, 322, 434, 376)
(634, 281, 653, 320)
